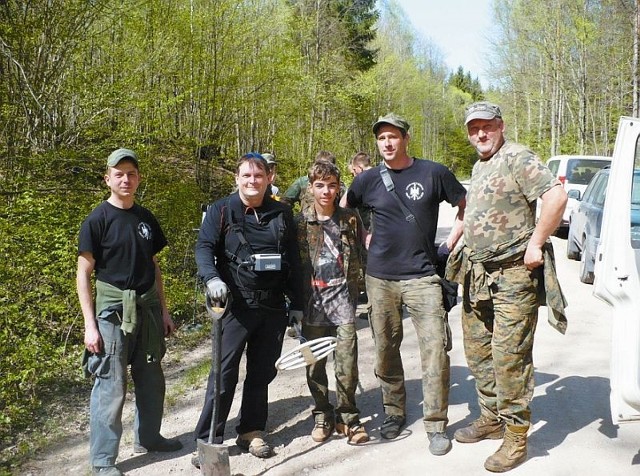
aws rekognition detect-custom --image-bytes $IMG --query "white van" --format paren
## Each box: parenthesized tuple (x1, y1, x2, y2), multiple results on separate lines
(593, 116, 640, 424)
(546, 154, 611, 231)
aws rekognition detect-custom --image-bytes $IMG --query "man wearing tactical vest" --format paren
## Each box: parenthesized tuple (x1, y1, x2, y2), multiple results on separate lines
(193, 152, 304, 463)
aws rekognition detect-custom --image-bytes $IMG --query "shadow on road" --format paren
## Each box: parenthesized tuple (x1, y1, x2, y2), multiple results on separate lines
(529, 375, 616, 458)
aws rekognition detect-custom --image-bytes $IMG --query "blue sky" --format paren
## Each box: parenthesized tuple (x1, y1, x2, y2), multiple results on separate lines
(392, 0, 493, 86)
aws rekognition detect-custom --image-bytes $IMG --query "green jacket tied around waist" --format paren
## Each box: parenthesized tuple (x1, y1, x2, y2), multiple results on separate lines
(95, 280, 165, 362)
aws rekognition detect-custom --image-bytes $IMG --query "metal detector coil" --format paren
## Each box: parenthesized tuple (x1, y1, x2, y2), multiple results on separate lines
(275, 323, 337, 371)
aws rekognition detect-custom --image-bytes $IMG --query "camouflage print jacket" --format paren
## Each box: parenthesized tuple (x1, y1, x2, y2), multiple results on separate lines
(296, 206, 363, 316)
(446, 227, 568, 334)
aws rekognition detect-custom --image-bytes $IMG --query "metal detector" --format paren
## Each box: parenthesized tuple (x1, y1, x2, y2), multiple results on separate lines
(275, 322, 338, 371)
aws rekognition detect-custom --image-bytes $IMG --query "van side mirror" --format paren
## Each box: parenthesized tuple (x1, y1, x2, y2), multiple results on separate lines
(567, 189, 582, 200)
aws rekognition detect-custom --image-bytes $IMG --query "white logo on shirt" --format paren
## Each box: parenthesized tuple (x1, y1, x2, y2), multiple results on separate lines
(405, 182, 424, 201)
(138, 222, 152, 240)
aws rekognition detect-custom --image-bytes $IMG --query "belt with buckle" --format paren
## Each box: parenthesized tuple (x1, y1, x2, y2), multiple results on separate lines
(485, 259, 525, 272)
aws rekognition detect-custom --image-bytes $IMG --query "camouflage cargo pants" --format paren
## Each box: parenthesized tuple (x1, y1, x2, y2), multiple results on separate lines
(461, 265, 539, 429)
(302, 323, 360, 426)
(366, 274, 450, 433)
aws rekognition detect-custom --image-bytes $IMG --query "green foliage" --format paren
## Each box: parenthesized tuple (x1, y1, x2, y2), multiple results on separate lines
(448, 66, 485, 101)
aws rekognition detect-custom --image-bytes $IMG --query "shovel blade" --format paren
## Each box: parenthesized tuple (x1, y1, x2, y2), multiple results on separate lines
(197, 439, 231, 476)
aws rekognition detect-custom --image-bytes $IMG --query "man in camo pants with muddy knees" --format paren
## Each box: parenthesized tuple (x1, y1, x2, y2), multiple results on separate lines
(448, 102, 568, 472)
(346, 113, 466, 456)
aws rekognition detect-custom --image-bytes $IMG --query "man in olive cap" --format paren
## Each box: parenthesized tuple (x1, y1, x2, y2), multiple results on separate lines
(346, 113, 467, 456)
(78, 148, 181, 475)
(450, 101, 567, 472)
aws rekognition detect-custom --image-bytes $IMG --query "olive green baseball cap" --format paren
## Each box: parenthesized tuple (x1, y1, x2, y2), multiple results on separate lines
(464, 101, 502, 124)
(372, 113, 410, 136)
(107, 148, 138, 168)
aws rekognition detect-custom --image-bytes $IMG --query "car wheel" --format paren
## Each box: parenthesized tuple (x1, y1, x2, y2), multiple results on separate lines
(567, 225, 580, 260)
(579, 236, 595, 284)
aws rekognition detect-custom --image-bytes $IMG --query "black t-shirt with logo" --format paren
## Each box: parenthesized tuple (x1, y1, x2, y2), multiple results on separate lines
(78, 201, 167, 293)
(347, 158, 466, 280)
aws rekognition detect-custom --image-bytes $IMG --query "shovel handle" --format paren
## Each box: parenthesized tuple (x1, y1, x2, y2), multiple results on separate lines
(205, 293, 231, 321)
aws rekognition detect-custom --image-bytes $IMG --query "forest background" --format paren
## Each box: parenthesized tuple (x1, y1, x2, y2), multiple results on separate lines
(1, 0, 639, 472)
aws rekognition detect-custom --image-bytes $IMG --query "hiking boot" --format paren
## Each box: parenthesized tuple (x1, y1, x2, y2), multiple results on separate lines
(236, 431, 273, 458)
(427, 431, 452, 456)
(133, 436, 183, 453)
(336, 422, 370, 444)
(311, 420, 334, 442)
(484, 425, 528, 473)
(454, 415, 504, 443)
(380, 415, 405, 440)
(92, 467, 123, 476)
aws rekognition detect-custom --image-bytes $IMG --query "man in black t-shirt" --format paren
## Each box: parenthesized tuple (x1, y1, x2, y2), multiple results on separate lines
(77, 148, 180, 476)
(346, 113, 466, 456)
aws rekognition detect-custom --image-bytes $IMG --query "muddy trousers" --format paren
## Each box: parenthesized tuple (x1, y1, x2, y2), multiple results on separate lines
(366, 274, 450, 433)
(194, 307, 287, 442)
(461, 265, 539, 428)
(89, 308, 166, 467)
(303, 323, 360, 426)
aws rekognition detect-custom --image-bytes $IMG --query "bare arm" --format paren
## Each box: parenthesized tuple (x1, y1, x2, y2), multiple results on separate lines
(77, 252, 102, 353)
(525, 184, 568, 269)
(153, 256, 176, 336)
(445, 197, 466, 251)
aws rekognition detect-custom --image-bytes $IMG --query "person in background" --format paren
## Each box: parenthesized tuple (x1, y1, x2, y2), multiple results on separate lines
(296, 160, 369, 445)
(78, 148, 181, 476)
(450, 101, 567, 472)
(262, 152, 280, 198)
(346, 113, 466, 456)
(339, 151, 374, 319)
(340, 151, 373, 230)
(193, 152, 304, 465)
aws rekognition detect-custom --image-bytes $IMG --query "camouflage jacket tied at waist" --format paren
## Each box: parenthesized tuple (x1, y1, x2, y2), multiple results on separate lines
(297, 207, 362, 316)
(445, 227, 567, 334)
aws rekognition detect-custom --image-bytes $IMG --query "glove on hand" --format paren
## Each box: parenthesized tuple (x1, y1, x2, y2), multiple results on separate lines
(288, 310, 303, 326)
(206, 278, 229, 301)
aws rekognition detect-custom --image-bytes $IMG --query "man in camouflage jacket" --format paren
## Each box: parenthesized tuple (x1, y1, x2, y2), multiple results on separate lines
(296, 160, 369, 445)
(452, 101, 567, 473)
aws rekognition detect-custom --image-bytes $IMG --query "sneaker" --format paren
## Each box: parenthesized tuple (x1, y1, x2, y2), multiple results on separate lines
(133, 436, 183, 453)
(92, 467, 123, 476)
(336, 422, 370, 444)
(236, 431, 273, 458)
(380, 415, 405, 440)
(427, 431, 452, 456)
(311, 420, 334, 442)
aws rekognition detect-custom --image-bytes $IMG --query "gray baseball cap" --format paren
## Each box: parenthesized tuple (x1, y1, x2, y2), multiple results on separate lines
(107, 148, 138, 168)
(464, 101, 502, 124)
(262, 153, 276, 165)
(372, 113, 410, 136)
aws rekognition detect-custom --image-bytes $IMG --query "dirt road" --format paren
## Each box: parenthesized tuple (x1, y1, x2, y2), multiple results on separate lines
(21, 202, 640, 476)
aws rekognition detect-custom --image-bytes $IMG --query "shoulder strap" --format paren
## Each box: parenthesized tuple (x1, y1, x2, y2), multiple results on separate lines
(380, 164, 415, 223)
(223, 199, 255, 265)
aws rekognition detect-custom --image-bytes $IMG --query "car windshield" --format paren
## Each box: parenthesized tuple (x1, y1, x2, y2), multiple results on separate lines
(566, 159, 610, 185)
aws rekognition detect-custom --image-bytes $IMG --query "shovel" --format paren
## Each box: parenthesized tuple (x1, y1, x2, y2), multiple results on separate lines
(197, 294, 232, 476)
